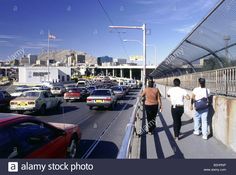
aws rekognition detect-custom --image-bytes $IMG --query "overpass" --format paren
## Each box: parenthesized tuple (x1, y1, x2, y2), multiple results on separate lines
(117, 0, 236, 159)
(93, 65, 156, 80)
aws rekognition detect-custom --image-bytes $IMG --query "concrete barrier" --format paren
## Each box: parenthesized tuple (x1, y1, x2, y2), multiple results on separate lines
(156, 83, 236, 152)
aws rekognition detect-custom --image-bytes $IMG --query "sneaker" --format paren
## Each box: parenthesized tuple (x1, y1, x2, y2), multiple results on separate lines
(174, 137, 179, 141)
(202, 135, 208, 140)
(148, 132, 153, 135)
(193, 131, 200, 135)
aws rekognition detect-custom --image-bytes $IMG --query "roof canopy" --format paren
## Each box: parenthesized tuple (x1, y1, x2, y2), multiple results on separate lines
(151, 0, 236, 78)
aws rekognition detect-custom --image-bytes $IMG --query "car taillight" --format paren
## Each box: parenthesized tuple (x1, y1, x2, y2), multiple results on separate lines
(10, 102, 17, 105)
(104, 97, 112, 101)
(28, 101, 35, 105)
(87, 98, 92, 102)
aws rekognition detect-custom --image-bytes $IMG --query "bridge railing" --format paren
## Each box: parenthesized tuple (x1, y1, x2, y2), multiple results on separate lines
(155, 67, 236, 97)
(117, 94, 144, 159)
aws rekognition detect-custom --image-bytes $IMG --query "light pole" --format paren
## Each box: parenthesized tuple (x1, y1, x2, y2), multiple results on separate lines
(123, 39, 157, 66)
(109, 24, 147, 87)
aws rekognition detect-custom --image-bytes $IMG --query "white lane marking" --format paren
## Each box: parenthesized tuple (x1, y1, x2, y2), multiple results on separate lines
(81, 95, 135, 159)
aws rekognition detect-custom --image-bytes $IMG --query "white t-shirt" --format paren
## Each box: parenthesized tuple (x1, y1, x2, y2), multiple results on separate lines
(192, 87, 210, 100)
(167, 87, 188, 106)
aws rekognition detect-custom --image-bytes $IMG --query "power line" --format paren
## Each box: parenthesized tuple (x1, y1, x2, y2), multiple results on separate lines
(97, 0, 129, 58)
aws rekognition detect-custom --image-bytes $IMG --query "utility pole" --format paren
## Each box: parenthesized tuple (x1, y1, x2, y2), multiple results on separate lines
(109, 24, 147, 87)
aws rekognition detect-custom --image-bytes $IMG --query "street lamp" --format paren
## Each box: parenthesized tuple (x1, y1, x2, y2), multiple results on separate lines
(123, 39, 157, 66)
(109, 24, 147, 88)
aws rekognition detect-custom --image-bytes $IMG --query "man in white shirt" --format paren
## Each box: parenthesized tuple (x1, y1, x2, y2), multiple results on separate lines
(167, 78, 190, 141)
(191, 78, 210, 140)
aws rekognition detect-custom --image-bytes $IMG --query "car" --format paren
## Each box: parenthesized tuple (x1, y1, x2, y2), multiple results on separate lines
(64, 88, 82, 102)
(111, 86, 125, 99)
(50, 86, 66, 96)
(77, 87, 90, 100)
(15, 85, 30, 91)
(64, 84, 77, 91)
(127, 79, 138, 89)
(86, 86, 97, 94)
(31, 85, 50, 91)
(120, 85, 129, 95)
(10, 90, 62, 115)
(77, 79, 89, 87)
(86, 89, 117, 110)
(0, 114, 81, 158)
(11, 88, 32, 97)
(0, 90, 14, 110)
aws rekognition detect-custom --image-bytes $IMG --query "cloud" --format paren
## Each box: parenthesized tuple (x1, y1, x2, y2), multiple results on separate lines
(174, 24, 196, 34)
(130, 0, 219, 24)
(22, 41, 59, 49)
(0, 35, 18, 39)
(135, 0, 157, 5)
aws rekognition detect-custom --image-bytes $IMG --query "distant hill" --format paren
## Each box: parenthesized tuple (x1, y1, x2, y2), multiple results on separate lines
(38, 50, 97, 64)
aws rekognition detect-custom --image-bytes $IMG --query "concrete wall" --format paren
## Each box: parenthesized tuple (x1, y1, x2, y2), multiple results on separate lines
(156, 83, 236, 152)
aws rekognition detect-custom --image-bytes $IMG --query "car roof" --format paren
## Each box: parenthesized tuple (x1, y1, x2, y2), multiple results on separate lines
(0, 114, 29, 124)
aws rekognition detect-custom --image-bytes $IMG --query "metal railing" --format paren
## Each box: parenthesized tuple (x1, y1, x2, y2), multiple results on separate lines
(117, 95, 143, 159)
(155, 67, 236, 97)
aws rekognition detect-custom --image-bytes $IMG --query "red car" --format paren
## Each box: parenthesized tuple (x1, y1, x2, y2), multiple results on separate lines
(64, 88, 81, 102)
(0, 113, 81, 158)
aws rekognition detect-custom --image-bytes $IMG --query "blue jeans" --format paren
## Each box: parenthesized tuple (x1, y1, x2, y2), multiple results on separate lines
(194, 108, 208, 137)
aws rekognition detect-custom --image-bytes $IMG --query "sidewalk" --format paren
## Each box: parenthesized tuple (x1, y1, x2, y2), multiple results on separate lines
(139, 98, 236, 159)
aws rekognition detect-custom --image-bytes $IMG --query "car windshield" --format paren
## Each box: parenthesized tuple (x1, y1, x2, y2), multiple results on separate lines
(52, 87, 61, 90)
(112, 86, 122, 91)
(91, 90, 111, 96)
(15, 89, 30, 92)
(21, 92, 40, 97)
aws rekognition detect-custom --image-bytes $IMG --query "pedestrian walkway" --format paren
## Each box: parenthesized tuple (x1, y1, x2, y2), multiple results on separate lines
(139, 98, 236, 159)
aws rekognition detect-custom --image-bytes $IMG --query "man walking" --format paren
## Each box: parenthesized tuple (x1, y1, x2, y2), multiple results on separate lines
(167, 78, 190, 141)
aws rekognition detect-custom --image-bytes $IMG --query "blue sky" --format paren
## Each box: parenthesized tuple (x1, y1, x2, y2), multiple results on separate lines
(0, 0, 220, 64)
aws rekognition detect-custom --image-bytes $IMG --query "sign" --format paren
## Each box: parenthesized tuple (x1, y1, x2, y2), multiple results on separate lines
(33, 72, 49, 77)
(129, 55, 143, 61)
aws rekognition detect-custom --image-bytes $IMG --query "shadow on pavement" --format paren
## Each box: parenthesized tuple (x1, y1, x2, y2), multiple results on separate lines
(158, 112, 185, 159)
(78, 140, 119, 159)
(179, 129, 194, 140)
(121, 96, 137, 101)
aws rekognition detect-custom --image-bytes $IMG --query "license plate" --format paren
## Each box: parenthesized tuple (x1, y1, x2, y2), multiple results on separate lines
(96, 100, 103, 103)
(19, 102, 27, 106)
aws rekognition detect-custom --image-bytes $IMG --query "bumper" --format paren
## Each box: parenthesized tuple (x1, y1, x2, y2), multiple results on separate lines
(86, 102, 112, 107)
(64, 97, 80, 100)
(10, 106, 37, 111)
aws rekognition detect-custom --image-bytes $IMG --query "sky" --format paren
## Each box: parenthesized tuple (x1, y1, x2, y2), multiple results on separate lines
(0, 0, 220, 65)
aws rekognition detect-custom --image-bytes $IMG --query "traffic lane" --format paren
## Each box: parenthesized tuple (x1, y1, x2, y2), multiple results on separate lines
(78, 90, 140, 158)
(36, 100, 95, 125)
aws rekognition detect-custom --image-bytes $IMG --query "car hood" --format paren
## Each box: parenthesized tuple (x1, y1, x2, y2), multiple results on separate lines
(49, 122, 77, 130)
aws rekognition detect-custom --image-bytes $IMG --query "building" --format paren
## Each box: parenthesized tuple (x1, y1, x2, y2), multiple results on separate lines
(97, 56, 113, 66)
(18, 67, 72, 84)
(77, 54, 85, 64)
(36, 60, 47, 66)
(27, 54, 38, 65)
(113, 58, 127, 65)
(20, 56, 29, 66)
